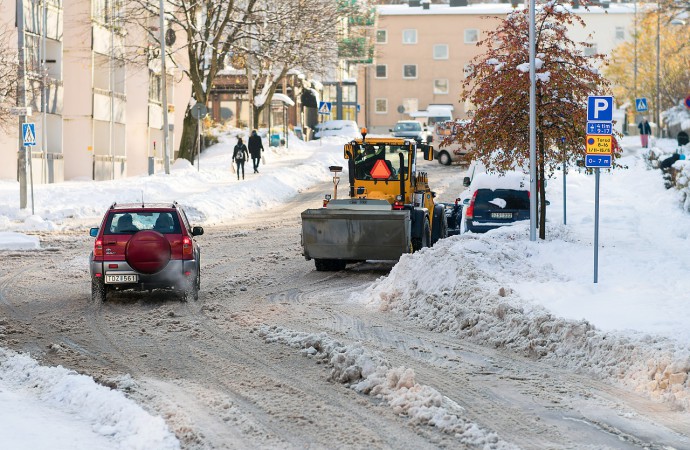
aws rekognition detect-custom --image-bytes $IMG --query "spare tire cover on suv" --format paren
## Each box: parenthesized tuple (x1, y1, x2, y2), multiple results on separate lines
(125, 230, 172, 274)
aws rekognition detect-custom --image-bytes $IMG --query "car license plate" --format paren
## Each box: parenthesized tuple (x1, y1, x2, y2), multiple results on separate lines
(491, 212, 512, 219)
(105, 274, 138, 284)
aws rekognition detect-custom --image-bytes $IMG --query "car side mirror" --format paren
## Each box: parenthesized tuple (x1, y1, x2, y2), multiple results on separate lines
(463, 176, 471, 187)
(545, 200, 551, 206)
(192, 226, 204, 236)
(89, 227, 99, 237)
(389, 129, 393, 132)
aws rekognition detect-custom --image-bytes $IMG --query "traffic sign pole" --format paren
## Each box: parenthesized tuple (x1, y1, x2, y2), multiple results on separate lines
(594, 168, 600, 283)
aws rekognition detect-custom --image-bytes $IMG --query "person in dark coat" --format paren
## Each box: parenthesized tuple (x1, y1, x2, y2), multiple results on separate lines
(248, 129, 264, 173)
(232, 137, 249, 180)
(638, 117, 652, 148)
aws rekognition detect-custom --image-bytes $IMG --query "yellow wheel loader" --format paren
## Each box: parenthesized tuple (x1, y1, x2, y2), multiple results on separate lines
(301, 129, 448, 271)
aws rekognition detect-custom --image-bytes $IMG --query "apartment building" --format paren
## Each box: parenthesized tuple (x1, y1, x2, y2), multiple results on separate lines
(364, 1, 637, 134)
(0, 0, 190, 183)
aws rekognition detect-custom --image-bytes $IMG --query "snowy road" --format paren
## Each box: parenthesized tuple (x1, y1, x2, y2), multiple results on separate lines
(1, 163, 689, 449)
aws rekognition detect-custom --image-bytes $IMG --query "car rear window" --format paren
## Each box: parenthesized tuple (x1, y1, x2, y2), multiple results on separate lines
(104, 211, 181, 235)
(473, 189, 529, 211)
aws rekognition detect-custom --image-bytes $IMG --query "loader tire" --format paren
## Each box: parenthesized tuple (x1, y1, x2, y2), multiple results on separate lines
(412, 219, 430, 252)
(315, 259, 347, 272)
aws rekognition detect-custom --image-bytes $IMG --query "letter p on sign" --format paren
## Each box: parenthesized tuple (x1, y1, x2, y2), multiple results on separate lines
(587, 96, 614, 122)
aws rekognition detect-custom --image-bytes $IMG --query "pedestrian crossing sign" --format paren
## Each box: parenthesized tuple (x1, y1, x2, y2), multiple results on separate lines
(635, 97, 648, 112)
(318, 101, 332, 115)
(22, 122, 36, 146)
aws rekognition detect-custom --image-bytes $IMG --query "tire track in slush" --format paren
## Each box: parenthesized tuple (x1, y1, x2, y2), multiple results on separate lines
(175, 296, 453, 449)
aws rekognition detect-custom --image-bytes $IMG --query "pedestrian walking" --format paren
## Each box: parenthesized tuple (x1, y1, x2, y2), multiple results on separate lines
(248, 129, 264, 174)
(232, 137, 249, 180)
(638, 117, 652, 148)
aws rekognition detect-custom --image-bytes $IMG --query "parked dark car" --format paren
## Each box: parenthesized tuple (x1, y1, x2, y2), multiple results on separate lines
(89, 202, 204, 302)
(461, 171, 531, 233)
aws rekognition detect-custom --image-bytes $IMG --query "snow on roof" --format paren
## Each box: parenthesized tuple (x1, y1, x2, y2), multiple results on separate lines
(378, 2, 638, 16)
(469, 170, 530, 192)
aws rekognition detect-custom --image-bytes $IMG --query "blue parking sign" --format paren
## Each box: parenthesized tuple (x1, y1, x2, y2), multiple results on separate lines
(587, 96, 613, 122)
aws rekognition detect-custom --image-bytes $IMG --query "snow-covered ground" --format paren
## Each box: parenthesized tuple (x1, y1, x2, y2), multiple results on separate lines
(1, 129, 689, 447)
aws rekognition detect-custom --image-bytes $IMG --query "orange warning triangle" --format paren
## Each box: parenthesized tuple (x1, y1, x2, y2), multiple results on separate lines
(370, 159, 391, 179)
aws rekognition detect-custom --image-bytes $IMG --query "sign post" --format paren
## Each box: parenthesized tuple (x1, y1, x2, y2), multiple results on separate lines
(22, 123, 37, 215)
(586, 95, 614, 283)
(190, 103, 207, 172)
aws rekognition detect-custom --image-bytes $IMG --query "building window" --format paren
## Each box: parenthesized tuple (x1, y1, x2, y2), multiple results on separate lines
(375, 98, 387, 114)
(376, 29, 387, 44)
(402, 29, 417, 44)
(322, 84, 337, 102)
(93, 0, 124, 27)
(584, 44, 598, 57)
(433, 44, 449, 60)
(464, 64, 474, 78)
(149, 70, 161, 103)
(615, 27, 625, 40)
(342, 84, 356, 103)
(464, 29, 479, 44)
(403, 64, 417, 79)
(433, 79, 449, 94)
(25, 35, 40, 73)
(375, 65, 387, 79)
(402, 98, 418, 114)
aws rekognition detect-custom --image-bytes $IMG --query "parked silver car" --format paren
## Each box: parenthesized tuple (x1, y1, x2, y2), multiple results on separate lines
(389, 120, 432, 144)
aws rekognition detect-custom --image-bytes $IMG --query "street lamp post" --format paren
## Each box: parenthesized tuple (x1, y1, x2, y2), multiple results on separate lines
(656, 0, 661, 138)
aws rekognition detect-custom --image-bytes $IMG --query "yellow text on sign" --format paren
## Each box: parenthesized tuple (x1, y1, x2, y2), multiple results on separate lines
(585, 135, 612, 154)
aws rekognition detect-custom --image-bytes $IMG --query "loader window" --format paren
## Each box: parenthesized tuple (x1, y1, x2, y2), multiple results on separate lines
(354, 144, 408, 181)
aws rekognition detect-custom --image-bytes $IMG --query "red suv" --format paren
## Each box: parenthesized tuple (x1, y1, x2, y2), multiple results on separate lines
(89, 202, 204, 302)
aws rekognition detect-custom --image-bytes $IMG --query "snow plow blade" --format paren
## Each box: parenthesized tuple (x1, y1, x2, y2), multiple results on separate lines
(301, 208, 411, 262)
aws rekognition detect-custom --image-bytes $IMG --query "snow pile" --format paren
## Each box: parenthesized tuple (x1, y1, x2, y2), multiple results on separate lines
(0, 232, 40, 250)
(0, 348, 180, 449)
(355, 226, 690, 410)
(259, 325, 517, 449)
(0, 131, 345, 231)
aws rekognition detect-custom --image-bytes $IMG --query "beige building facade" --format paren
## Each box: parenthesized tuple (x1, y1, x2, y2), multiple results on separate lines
(0, 0, 190, 183)
(363, 2, 637, 134)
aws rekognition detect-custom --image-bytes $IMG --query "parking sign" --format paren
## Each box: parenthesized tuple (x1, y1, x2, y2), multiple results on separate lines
(587, 96, 613, 122)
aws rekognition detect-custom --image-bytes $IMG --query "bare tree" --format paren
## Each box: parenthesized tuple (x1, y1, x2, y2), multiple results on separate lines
(125, 0, 260, 162)
(124, 0, 368, 162)
(241, 0, 360, 130)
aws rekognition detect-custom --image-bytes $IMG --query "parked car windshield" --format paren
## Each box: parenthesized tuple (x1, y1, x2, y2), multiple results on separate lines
(473, 189, 530, 211)
(353, 144, 409, 181)
(394, 122, 421, 132)
(104, 211, 181, 235)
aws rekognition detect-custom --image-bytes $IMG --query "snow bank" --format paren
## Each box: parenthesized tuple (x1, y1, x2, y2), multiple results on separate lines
(355, 226, 690, 410)
(0, 348, 180, 449)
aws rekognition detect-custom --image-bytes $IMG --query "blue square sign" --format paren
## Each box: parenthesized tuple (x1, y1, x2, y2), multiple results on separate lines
(587, 96, 614, 122)
(586, 122, 612, 135)
(585, 154, 612, 168)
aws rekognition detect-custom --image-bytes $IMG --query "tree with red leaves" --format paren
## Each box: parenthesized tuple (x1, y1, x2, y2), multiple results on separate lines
(456, 3, 616, 239)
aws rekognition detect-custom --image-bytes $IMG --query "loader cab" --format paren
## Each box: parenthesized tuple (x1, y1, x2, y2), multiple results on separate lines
(352, 143, 410, 182)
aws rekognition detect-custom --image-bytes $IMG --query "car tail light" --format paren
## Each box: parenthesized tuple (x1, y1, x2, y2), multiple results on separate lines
(465, 191, 478, 219)
(392, 201, 404, 210)
(182, 236, 193, 258)
(94, 239, 103, 257)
